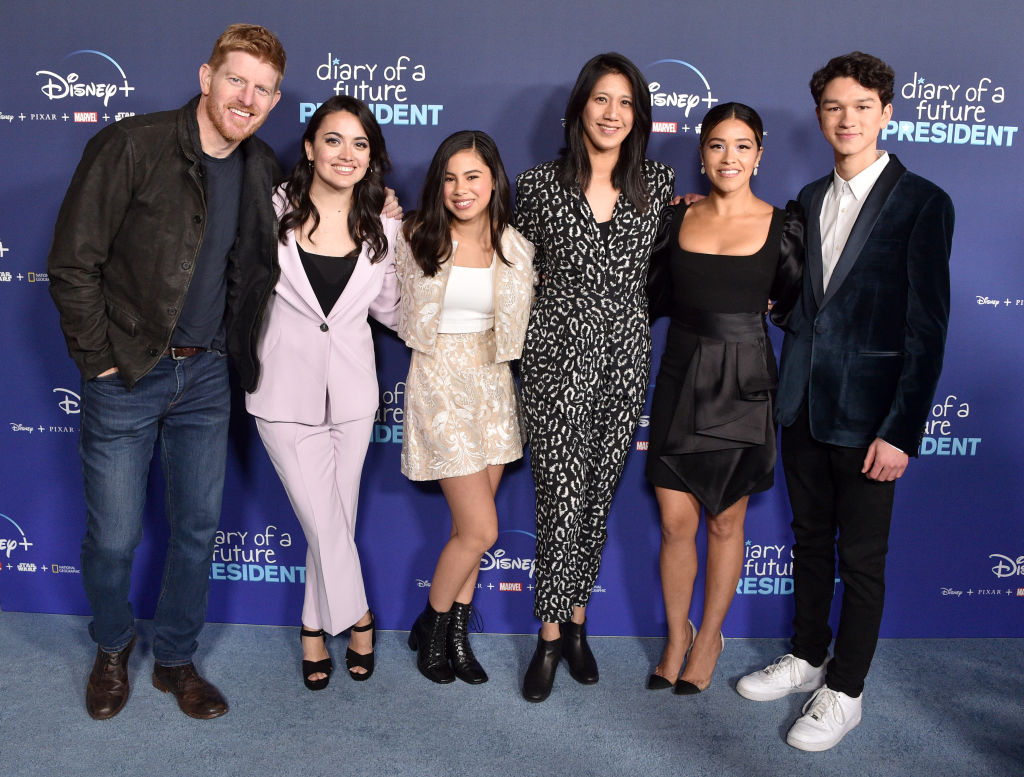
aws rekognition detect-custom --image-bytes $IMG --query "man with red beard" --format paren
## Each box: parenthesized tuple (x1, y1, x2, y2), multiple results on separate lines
(47, 24, 286, 720)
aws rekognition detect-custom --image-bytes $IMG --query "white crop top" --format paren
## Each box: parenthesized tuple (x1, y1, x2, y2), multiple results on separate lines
(437, 261, 495, 333)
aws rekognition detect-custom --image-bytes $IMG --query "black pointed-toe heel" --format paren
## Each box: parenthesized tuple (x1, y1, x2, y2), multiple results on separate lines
(647, 619, 695, 690)
(345, 611, 376, 681)
(646, 673, 674, 690)
(300, 627, 333, 691)
(673, 630, 724, 695)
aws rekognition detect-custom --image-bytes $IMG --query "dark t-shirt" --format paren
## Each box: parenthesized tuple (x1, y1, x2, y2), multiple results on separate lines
(172, 149, 244, 348)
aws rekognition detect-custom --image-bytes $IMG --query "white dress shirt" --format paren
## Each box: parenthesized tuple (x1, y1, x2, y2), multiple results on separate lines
(819, 151, 890, 290)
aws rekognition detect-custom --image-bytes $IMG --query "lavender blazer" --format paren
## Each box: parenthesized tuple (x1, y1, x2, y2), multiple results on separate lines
(246, 191, 401, 425)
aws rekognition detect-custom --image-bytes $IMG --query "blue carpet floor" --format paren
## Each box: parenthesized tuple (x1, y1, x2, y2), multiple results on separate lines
(0, 611, 1020, 777)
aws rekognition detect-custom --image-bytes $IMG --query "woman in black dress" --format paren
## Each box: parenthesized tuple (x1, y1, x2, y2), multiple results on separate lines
(645, 103, 803, 694)
(514, 52, 674, 702)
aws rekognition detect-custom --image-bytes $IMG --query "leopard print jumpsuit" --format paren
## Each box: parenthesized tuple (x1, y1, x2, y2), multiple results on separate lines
(513, 159, 675, 623)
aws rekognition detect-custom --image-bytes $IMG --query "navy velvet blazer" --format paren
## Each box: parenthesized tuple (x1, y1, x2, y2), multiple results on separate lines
(775, 155, 954, 454)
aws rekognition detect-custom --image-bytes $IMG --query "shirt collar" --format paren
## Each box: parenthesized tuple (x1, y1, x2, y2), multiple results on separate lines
(832, 151, 890, 201)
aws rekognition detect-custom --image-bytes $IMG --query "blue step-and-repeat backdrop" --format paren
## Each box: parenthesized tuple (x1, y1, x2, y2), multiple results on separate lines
(1, 1, 1021, 638)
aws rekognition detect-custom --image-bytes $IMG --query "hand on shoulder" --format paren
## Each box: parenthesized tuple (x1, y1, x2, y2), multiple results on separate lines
(382, 187, 403, 220)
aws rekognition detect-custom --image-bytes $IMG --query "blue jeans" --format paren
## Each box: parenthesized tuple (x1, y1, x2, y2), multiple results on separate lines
(79, 351, 229, 664)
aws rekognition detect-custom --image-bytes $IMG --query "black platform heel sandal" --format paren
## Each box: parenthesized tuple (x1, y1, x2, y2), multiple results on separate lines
(300, 627, 333, 691)
(345, 611, 376, 681)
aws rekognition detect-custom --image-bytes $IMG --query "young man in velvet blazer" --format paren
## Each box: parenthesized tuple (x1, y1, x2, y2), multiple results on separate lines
(736, 52, 954, 751)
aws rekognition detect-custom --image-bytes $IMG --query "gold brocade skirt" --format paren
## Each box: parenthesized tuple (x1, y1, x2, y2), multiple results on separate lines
(401, 329, 523, 481)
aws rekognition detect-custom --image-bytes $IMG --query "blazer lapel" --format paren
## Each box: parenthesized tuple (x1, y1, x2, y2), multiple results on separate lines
(492, 242, 508, 339)
(326, 243, 372, 320)
(805, 178, 829, 307)
(821, 156, 907, 307)
(279, 233, 326, 319)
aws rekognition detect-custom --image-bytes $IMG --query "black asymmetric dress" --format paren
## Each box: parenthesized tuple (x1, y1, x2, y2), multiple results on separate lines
(646, 201, 804, 514)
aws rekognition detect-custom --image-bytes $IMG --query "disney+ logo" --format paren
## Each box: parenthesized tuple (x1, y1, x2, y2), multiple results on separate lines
(36, 50, 134, 107)
(989, 554, 1024, 578)
(54, 387, 80, 415)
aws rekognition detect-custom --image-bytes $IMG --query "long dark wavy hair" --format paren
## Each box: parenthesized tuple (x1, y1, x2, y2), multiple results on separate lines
(278, 96, 392, 263)
(402, 130, 512, 277)
(556, 52, 653, 212)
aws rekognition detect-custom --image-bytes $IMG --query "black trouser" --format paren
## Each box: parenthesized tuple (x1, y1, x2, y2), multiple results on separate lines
(781, 404, 896, 698)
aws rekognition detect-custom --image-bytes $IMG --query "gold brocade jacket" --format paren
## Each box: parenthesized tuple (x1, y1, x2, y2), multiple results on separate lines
(395, 226, 535, 363)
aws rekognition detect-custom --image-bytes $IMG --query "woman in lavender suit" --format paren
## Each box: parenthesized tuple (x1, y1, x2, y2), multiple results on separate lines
(247, 96, 398, 690)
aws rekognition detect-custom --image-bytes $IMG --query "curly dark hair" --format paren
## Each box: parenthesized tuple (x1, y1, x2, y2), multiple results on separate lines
(402, 130, 512, 277)
(557, 52, 653, 212)
(278, 96, 391, 263)
(809, 51, 895, 108)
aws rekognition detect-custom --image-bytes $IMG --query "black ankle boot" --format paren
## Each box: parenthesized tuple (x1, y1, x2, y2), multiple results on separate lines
(446, 602, 488, 684)
(522, 630, 561, 702)
(561, 620, 599, 684)
(407, 603, 455, 684)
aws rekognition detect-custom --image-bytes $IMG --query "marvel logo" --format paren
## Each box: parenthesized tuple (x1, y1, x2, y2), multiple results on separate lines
(1017, 588, 1024, 597)
(74, 111, 98, 123)
(635, 440, 649, 451)
(652, 121, 677, 133)
(499, 581, 523, 592)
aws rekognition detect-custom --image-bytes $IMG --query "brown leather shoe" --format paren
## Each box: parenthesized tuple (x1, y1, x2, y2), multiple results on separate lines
(152, 662, 228, 719)
(85, 635, 137, 720)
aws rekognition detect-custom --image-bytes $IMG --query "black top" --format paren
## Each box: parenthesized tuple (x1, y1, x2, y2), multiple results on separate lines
(298, 243, 360, 316)
(173, 149, 243, 349)
(670, 209, 784, 313)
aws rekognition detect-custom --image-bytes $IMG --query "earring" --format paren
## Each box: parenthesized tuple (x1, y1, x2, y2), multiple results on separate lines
(307, 158, 313, 168)
(753, 166, 759, 176)
(700, 164, 705, 175)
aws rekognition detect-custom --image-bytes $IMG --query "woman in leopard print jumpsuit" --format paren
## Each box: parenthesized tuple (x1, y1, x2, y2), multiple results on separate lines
(514, 52, 674, 702)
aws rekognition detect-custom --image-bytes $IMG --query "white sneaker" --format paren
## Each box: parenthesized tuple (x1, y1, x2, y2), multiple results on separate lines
(786, 686, 862, 751)
(735, 653, 827, 701)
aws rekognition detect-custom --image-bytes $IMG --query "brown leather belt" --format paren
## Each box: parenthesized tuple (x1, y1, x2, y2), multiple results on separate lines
(164, 346, 207, 360)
